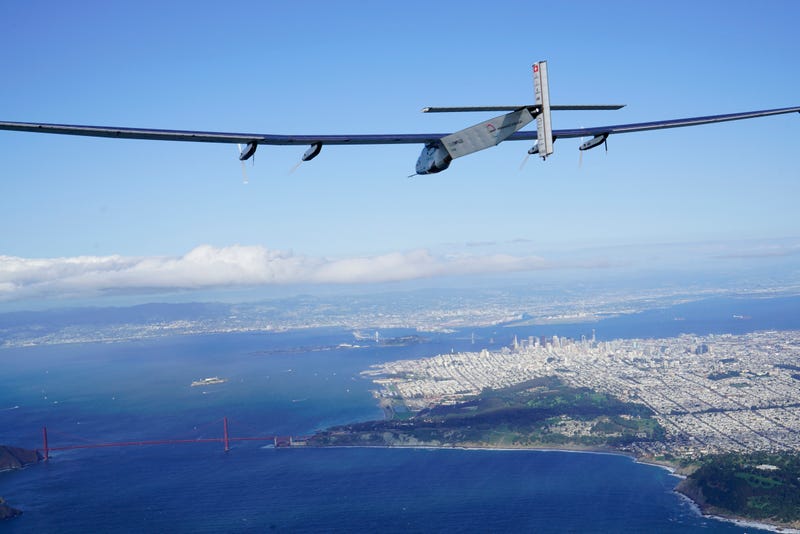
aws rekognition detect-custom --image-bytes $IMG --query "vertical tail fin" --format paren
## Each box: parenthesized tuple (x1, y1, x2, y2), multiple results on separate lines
(533, 61, 553, 159)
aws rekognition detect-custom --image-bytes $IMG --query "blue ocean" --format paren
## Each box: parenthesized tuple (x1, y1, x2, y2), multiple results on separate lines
(2, 295, 799, 533)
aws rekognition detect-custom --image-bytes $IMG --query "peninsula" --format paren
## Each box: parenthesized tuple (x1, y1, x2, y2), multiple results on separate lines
(310, 376, 800, 530)
(0, 445, 40, 521)
(0, 445, 39, 472)
(677, 452, 800, 529)
(315, 329, 800, 530)
(310, 376, 664, 452)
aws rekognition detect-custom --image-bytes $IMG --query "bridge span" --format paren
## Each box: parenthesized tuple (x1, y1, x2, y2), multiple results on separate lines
(38, 417, 309, 461)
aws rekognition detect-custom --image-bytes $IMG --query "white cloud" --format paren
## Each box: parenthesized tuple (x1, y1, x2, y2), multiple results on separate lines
(0, 244, 566, 302)
(13, 237, 792, 304)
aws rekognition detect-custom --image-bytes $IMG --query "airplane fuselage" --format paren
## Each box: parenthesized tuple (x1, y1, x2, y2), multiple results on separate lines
(415, 142, 452, 175)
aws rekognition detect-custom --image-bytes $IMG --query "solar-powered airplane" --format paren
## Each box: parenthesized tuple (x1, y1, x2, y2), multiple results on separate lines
(1, 61, 798, 176)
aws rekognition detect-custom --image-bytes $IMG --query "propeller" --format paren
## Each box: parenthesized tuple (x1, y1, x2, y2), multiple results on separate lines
(288, 160, 303, 175)
(236, 141, 258, 184)
(519, 151, 532, 171)
(237, 144, 250, 184)
(578, 134, 609, 169)
(519, 145, 539, 171)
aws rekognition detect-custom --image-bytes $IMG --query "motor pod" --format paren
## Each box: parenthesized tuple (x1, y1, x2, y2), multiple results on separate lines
(579, 133, 609, 151)
(302, 142, 323, 162)
(239, 141, 258, 161)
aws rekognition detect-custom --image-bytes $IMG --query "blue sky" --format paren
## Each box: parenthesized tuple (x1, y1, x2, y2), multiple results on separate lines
(0, 1, 798, 305)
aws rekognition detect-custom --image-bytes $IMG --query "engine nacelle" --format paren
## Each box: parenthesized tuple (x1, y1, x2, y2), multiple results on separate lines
(302, 142, 322, 161)
(415, 142, 452, 175)
(579, 133, 608, 151)
(239, 141, 258, 161)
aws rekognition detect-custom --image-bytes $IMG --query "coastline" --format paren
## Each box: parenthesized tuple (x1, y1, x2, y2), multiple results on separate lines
(0, 446, 42, 521)
(312, 440, 800, 533)
(673, 481, 800, 534)
(352, 376, 800, 532)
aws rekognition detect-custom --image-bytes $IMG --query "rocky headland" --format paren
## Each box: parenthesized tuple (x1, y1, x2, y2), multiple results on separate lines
(0, 445, 41, 521)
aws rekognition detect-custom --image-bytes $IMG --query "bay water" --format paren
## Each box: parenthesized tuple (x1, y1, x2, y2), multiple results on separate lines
(3, 295, 799, 532)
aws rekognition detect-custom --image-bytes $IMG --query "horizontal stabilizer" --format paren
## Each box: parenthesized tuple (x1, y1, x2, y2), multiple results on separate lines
(422, 105, 625, 113)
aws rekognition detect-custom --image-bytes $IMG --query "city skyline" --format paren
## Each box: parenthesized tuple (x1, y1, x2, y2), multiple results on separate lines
(366, 328, 800, 456)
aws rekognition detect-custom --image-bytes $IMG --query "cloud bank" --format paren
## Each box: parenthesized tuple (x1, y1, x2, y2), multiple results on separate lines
(0, 244, 563, 302)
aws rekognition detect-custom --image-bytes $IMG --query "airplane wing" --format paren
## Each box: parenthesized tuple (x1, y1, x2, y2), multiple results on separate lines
(2, 106, 797, 147)
(421, 105, 626, 113)
(0, 120, 443, 146)
(4, 57, 796, 175)
(539, 106, 800, 141)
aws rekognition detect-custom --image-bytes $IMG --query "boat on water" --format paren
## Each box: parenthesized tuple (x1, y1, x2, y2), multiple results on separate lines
(190, 376, 227, 387)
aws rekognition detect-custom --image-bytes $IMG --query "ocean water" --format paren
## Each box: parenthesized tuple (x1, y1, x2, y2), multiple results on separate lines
(3, 296, 799, 533)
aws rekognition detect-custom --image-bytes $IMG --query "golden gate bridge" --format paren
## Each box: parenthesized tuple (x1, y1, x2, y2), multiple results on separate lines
(37, 417, 310, 461)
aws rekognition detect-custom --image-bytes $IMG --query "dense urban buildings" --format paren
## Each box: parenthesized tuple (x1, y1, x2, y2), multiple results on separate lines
(365, 330, 800, 457)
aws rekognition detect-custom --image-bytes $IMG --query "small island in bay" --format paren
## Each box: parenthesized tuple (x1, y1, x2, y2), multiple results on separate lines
(0, 497, 22, 521)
